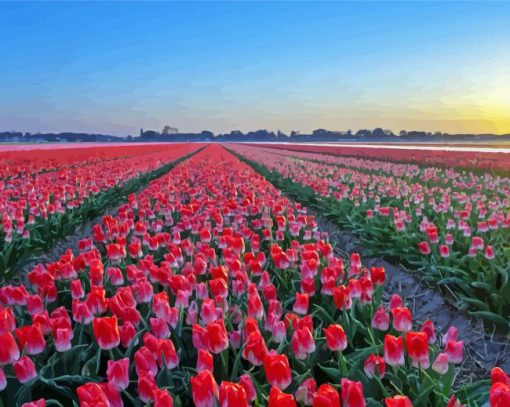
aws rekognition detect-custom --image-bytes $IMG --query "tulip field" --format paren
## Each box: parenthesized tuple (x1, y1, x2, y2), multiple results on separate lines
(0, 143, 509, 407)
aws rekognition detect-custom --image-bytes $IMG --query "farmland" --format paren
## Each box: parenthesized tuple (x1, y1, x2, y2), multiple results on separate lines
(0, 143, 508, 407)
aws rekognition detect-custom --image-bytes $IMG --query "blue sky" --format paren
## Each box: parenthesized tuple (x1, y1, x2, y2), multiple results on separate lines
(1, 1, 510, 135)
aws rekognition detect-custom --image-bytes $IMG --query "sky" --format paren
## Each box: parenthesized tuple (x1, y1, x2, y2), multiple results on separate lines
(1, 1, 510, 136)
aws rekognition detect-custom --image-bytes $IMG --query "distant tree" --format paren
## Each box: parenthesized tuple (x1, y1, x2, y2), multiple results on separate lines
(372, 128, 385, 138)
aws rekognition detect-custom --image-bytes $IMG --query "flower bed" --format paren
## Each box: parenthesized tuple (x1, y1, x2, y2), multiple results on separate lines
(0, 145, 506, 406)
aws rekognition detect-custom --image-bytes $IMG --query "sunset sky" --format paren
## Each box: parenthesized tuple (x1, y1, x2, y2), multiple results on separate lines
(1, 1, 509, 136)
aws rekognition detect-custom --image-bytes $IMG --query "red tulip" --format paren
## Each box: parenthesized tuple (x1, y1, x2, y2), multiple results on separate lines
(269, 386, 297, 407)
(491, 367, 510, 385)
(384, 334, 404, 366)
(446, 395, 464, 407)
(385, 395, 412, 407)
(405, 331, 430, 368)
(333, 285, 352, 310)
(191, 370, 219, 407)
(439, 245, 450, 258)
(154, 388, 174, 407)
(432, 353, 449, 374)
(53, 326, 73, 352)
(445, 340, 463, 364)
(192, 324, 209, 350)
(0, 367, 6, 391)
(323, 324, 348, 352)
(264, 351, 292, 390)
(242, 331, 268, 366)
(219, 381, 248, 407)
(77, 382, 110, 407)
(293, 292, 309, 315)
(420, 320, 436, 344)
(206, 319, 229, 354)
(371, 306, 390, 331)
(135, 346, 158, 375)
(341, 378, 365, 407)
(485, 245, 495, 260)
(21, 399, 46, 407)
(13, 356, 37, 383)
(391, 307, 412, 332)
(239, 373, 256, 402)
(418, 241, 431, 255)
(0, 331, 20, 365)
(295, 378, 317, 406)
(389, 294, 403, 310)
(291, 326, 316, 360)
(197, 349, 214, 372)
(107, 358, 130, 390)
(150, 317, 170, 339)
(0, 307, 16, 333)
(119, 321, 138, 348)
(138, 370, 157, 403)
(364, 354, 386, 379)
(159, 338, 179, 369)
(93, 316, 120, 350)
(15, 324, 46, 355)
(490, 382, 510, 407)
(313, 384, 340, 407)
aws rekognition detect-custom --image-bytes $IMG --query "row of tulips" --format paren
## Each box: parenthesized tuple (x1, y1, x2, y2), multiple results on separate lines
(228, 144, 510, 326)
(247, 143, 510, 173)
(0, 144, 202, 274)
(0, 144, 182, 180)
(0, 144, 506, 406)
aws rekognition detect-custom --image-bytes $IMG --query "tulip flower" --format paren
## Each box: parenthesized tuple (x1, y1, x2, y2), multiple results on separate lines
(432, 353, 449, 374)
(154, 388, 174, 407)
(191, 370, 219, 407)
(219, 381, 248, 406)
(242, 331, 268, 366)
(294, 292, 310, 315)
(296, 378, 317, 406)
(0, 307, 16, 333)
(313, 384, 341, 407)
(13, 356, 37, 384)
(292, 326, 316, 360)
(405, 331, 430, 368)
(21, 400, 45, 407)
(77, 382, 110, 406)
(239, 373, 256, 402)
(269, 386, 297, 407)
(418, 241, 431, 255)
(372, 306, 390, 331)
(93, 316, 120, 350)
(341, 378, 366, 407)
(420, 320, 436, 344)
(206, 319, 229, 354)
(333, 285, 352, 310)
(264, 351, 292, 390)
(138, 370, 157, 403)
(385, 395, 412, 407)
(384, 334, 404, 366)
(0, 331, 20, 365)
(391, 307, 412, 332)
(0, 368, 6, 391)
(445, 340, 463, 364)
(107, 358, 130, 390)
(491, 367, 510, 385)
(364, 354, 386, 379)
(323, 324, 348, 352)
(490, 382, 510, 407)
(15, 324, 46, 355)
